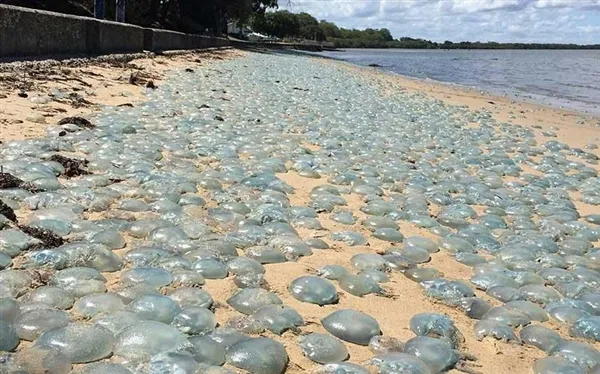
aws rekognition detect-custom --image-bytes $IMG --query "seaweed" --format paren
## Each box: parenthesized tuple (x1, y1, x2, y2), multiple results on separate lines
(0, 172, 24, 189)
(19, 225, 65, 249)
(0, 172, 41, 193)
(0, 200, 17, 222)
(48, 155, 90, 178)
(57, 116, 95, 129)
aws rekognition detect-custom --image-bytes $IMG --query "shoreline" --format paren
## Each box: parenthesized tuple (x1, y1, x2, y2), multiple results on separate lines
(314, 48, 600, 118)
(316, 57, 600, 151)
(2, 48, 598, 148)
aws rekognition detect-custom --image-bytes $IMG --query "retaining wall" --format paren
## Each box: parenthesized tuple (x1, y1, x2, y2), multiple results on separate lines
(0, 4, 229, 58)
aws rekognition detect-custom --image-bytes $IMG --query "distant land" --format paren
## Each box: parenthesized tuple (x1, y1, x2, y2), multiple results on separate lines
(250, 11, 600, 50)
(329, 38, 600, 50)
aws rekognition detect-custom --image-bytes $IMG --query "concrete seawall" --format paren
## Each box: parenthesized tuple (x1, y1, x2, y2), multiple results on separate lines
(0, 4, 229, 58)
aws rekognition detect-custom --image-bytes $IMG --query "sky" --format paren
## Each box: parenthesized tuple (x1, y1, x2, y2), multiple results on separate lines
(279, 0, 600, 44)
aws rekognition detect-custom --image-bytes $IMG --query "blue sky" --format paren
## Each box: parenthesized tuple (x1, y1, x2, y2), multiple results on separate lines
(280, 0, 600, 44)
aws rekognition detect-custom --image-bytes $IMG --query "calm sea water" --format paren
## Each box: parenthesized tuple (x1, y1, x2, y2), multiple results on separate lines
(319, 49, 600, 114)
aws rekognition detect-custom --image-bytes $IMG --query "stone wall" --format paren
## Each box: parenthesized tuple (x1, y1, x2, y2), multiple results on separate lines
(0, 4, 229, 58)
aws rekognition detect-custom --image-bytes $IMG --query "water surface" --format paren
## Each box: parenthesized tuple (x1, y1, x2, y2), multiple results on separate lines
(319, 49, 600, 114)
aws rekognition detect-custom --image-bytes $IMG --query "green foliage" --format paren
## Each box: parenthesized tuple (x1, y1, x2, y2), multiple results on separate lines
(8, 0, 278, 34)
(317, 20, 340, 39)
(297, 13, 325, 40)
(252, 11, 324, 40)
(251, 11, 393, 43)
(324, 26, 420, 48)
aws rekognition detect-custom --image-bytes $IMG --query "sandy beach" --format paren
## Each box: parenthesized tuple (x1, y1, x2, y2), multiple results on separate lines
(1, 49, 599, 374)
(2, 49, 598, 149)
(0, 48, 242, 141)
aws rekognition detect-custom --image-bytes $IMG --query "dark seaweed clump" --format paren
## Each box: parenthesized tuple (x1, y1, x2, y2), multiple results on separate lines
(0, 199, 17, 222)
(0, 172, 24, 189)
(48, 155, 90, 178)
(57, 116, 95, 129)
(19, 225, 65, 249)
(0, 172, 40, 193)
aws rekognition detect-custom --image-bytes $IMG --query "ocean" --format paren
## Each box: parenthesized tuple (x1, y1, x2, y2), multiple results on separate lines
(319, 49, 600, 115)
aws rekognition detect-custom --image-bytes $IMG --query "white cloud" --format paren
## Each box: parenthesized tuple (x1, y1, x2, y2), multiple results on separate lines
(534, 0, 600, 8)
(448, 0, 533, 13)
(281, 0, 600, 43)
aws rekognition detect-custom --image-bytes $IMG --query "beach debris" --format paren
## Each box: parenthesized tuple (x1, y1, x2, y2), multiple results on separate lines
(298, 333, 349, 364)
(532, 357, 584, 374)
(171, 306, 217, 335)
(227, 288, 282, 315)
(569, 316, 600, 342)
(473, 320, 520, 343)
(550, 341, 600, 371)
(252, 304, 304, 335)
(36, 323, 114, 363)
(14, 308, 71, 341)
(322, 309, 381, 345)
(520, 325, 563, 353)
(289, 275, 339, 305)
(225, 337, 288, 374)
(404, 336, 460, 373)
(317, 264, 350, 280)
(47, 154, 89, 177)
(369, 352, 431, 374)
(0, 320, 20, 351)
(0, 199, 17, 222)
(18, 224, 64, 249)
(0, 172, 25, 189)
(339, 273, 384, 297)
(113, 321, 189, 361)
(57, 116, 94, 129)
(369, 335, 405, 354)
(314, 363, 370, 374)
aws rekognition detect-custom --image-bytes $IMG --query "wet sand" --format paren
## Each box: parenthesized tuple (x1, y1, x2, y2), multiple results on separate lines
(1, 49, 599, 374)
(322, 59, 600, 151)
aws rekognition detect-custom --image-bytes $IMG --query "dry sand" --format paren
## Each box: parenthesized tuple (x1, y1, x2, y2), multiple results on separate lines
(0, 48, 243, 141)
(1, 49, 600, 374)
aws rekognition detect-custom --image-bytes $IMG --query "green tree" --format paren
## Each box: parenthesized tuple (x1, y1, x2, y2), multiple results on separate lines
(318, 20, 340, 38)
(255, 10, 298, 38)
(296, 12, 322, 40)
(379, 28, 393, 41)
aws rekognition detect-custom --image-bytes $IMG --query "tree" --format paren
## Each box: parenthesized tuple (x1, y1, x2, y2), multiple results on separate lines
(296, 12, 323, 40)
(252, 10, 299, 38)
(379, 28, 393, 41)
(318, 20, 340, 38)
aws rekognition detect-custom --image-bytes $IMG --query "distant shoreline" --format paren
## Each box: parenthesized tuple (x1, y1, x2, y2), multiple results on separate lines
(324, 48, 600, 51)
(324, 37, 600, 50)
(324, 46, 600, 51)
(312, 48, 600, 116)
(317, 56, 600, 152)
